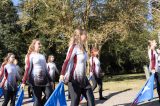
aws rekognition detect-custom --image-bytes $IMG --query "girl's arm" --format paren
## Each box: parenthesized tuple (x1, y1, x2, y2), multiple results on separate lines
(44, 58, 52, 82)
(22, 55, 32, 84)
(61, 45, 76, 75)
(59, 45, 76, 81)
(54, 63, 59, 75)
(0, 68, 8, 88)
(0, 64, 5, 79)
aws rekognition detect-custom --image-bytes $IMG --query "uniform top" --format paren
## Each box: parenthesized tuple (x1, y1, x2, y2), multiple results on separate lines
(47, 62, 59, 81)
(148, 49, 159, 72)
(89, 56, 101, 77)
(30, 53, 48, 76)
(61, 44, 88, 81)
(22, 53, 51, 85)
(3, 64, 20, 90)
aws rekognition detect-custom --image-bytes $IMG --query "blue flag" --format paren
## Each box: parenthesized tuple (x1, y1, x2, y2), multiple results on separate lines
(0, 88, 3, 98)
(131, 73, 155, 106)
(15, 88, 24, 106)
(16, 85, 21, 96)
(44, 82, 67, 106)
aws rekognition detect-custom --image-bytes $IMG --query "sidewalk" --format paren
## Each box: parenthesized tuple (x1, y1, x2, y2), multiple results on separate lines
(0, 73, 159, 106)
(0, 88, 159, 106)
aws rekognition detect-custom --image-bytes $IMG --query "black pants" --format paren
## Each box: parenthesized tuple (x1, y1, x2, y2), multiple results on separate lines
(32, 85, 52, 106)
(52, 82, 55, 90)
(155, 72, 160, 100)
(68, 77, 95, 106)
(91, 75, 103, 98)
(2, 90, 17, 106)
(28, 85, 33, 97)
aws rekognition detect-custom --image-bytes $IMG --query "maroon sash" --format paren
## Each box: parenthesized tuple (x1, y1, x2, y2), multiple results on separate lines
(61, 44, 76, 84)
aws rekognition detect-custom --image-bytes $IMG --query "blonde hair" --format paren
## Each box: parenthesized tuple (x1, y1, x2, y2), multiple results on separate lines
(2, 53, 15, 66)
(148, 40, 156, 50)
(69, 28, 87, 51)
(27, 39, 40, 55)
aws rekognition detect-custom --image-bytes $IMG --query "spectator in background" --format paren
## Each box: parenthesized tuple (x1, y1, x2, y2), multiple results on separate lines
(89, 47, 106, 100)
(13, 59, 22, 78)
(47, 55, 59, 90)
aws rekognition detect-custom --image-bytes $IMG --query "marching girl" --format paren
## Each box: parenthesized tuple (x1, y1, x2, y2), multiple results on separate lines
(47, 55, 59, 89)
(0, 53, 20, 106)
(148, 40, 160, 102)
(89, 48, 106, 100)
(59, 28, 95, 106)
(13, 59, 22, 78)
(21, 39, 53, 106)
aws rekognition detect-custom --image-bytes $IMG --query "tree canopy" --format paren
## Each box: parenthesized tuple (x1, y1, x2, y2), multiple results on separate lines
(0, 0, 159, 74)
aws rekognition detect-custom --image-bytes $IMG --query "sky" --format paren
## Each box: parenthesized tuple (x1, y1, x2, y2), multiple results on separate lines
(12, 0, 19, 6)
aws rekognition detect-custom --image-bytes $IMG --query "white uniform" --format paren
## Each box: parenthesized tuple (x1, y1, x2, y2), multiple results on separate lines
(47, 62, 59, 82)
(22, 53, 51, 86)
(3, 64, 20, 91)
(148, 49, 159, 72)
(61, 45, 87, 82)
(89, 56, 101, 77)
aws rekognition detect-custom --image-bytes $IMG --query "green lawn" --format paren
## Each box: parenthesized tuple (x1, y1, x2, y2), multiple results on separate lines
(102, 73, 146, 91)
(62, 73, 147, 91)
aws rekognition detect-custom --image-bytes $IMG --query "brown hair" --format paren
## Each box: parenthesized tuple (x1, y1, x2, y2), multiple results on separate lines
(47, 55, 54, 63)
(91, 47, 99, 57)
(13, 59, 18, 65)
(27, 39, 40, 55)
(2, 53, 15, 66)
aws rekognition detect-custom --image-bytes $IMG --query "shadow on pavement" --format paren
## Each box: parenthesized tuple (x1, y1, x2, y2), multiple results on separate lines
(113, 103, 131, 106)
(93, 88, 109, 94)
(138, 100, 159, 106)
(79, 88, 132, 106)
(65, 88, 109, 102)
(94, 88, 132, 105)
(115, 98, 160, 106)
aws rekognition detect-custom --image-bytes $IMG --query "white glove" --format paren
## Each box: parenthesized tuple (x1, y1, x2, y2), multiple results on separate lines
(59, 75, 64, 82)
(151, 69, 156, 74)
(90, 72, 93, 77)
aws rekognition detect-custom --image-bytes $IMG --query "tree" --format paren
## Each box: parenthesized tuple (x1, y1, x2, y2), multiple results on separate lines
(86, 0, 150, 74)
(18, 0, 152, 74)
(0, 0, 25, 65)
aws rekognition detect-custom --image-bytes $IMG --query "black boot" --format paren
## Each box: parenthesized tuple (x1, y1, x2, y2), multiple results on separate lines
(99, 97, 107, 100)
